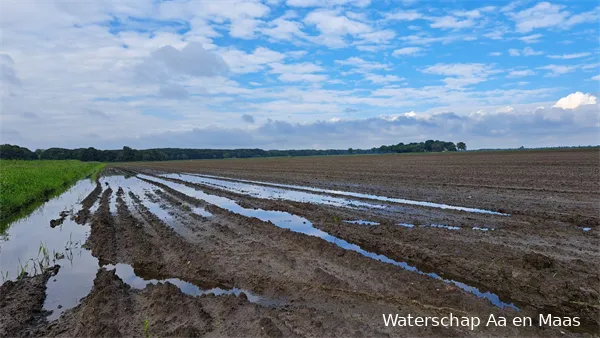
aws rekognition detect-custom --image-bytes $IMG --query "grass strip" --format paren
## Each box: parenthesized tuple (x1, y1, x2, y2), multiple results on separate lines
(0, 160, 104, 228)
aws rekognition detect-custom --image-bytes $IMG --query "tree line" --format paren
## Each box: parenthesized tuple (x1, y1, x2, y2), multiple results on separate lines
(0, 140, 466, 162)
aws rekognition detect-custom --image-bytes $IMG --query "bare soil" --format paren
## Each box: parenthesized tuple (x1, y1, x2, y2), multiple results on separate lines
(2, 150, 598, 337)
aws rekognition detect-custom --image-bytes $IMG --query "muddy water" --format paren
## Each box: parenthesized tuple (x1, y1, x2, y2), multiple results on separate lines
(178, 173, 509, 215)
(45, 176, 145, 320)
(343, 220, 380, 225)
(161, 173, 386, 210)
(140, 174, 519, 310)
(0, 179, 97, 282)
(43, 174, 261, 320)
(0, 179, 99, 321)
(1, 175, 180, 321)
(104, 263, 267, 304)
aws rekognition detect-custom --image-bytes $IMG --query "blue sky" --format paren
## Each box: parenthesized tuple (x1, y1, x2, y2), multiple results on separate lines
(1, 0, 599, 150)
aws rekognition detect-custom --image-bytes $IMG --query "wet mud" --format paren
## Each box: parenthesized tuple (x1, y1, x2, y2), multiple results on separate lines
(1, 157, 598, 337)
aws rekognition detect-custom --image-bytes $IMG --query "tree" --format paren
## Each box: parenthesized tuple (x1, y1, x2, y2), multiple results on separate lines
(348, 148, 353, 154)
(122, 146, 135, 162)
(0, 144, 39, 160)
(457, 142, 467, 151)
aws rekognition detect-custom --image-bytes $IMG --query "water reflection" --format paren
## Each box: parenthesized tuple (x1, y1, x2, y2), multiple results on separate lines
(141, 174, 518, 310)
(181, 173, 509, 216)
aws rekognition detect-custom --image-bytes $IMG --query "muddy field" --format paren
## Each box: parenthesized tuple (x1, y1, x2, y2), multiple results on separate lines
(1, 149, 598, 337)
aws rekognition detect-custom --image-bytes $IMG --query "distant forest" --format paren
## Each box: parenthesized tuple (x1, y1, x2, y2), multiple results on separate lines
(0, 140, 466, 162)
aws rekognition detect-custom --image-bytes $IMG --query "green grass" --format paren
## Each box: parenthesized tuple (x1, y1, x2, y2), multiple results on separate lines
(0, 160, 104, 227)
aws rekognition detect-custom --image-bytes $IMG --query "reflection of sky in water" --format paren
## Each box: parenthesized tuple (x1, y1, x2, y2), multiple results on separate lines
(429, 224, 461, 230)
(343, 220, 380, 225)
(161, 173, 386, 210)
(0, 178, 103, 321)
(193, 207, 213, 217)
(181, 173, 509, 216)
(105, 263, 261, 303)
(0, 179, 96, 282)
(140, 175, 518, 310)
(397, 223, 495, 232)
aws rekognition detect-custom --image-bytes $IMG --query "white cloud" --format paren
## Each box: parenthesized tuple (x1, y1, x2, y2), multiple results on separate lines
(60, 102, 599, 150)
(263, 16, 307, 41)
(429, 16, 475, 29)
(336, 57, 390, 71)
(399, 33, 468, 46)
(495, 106, 515, 113)
(392, 47, 423, 56)
(421, 63, 499, 88)
(582, 62, 600, 70)
(547, 52, 591, 60)
(364, 74, 404, 84)
(508, 69, 535, 78)
(1, 0, 597, 150)
(304, 9, 372, 47)
(508, 47, 544, 57)
(452, 9, 481, 18)
(509, 2, 599, 33)
(356, 29, 395, 45)
(553, 91, 597, 109)
(501, 1, 523, 13)
(270, 62, 323, 74)
(385, 10, 422, 21)
(592, 74, 600, 81)
(489, 52, 502, 56)
(518, 34, 542, 44)
(286, 0, 370, 8)
(221, 47, 286, 74)
(269, 61, 326, 82)
(538, 64, 577, 77)
(522, 47, 543, 56)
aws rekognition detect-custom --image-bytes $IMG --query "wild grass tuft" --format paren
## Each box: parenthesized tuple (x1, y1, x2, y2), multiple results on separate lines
(143, 319, 151, 338)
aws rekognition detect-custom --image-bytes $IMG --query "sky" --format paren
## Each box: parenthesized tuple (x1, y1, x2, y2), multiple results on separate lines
(0, 0, 599, 150)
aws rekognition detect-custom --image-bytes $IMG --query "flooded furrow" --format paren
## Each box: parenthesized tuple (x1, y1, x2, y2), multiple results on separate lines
(48, 173, 279, 321)
(161, 173, 386, 210)
(139, 174, 519, 310)
(105, 263, 272, 305)
(174, 172, 509, 215)
(0, 178, 97, 283)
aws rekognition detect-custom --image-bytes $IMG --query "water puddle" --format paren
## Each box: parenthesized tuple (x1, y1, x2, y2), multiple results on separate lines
(0, 179, 97, 283)
(395, 223, 495, 232)
(343, 220, 380, 225)
(581, 227, 592, 232)
(429, 224, 461, 230)
(193, 207, 213, 218)
(161, 173, 386, 210)
(3, 173, 282, 322)
(140, 174, 518, 310)
(180, 173, 509, 216)
(0, 178, 101, 321)
(104, 263, 264, 303)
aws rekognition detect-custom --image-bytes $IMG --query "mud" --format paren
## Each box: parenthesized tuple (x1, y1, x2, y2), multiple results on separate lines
(0, 266, 59, 337)
(136, 170, 599, 333)
(1, 152, 598, 337)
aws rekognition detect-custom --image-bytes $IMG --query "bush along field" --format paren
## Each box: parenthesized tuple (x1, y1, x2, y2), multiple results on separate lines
(0, 160, 104, 229)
